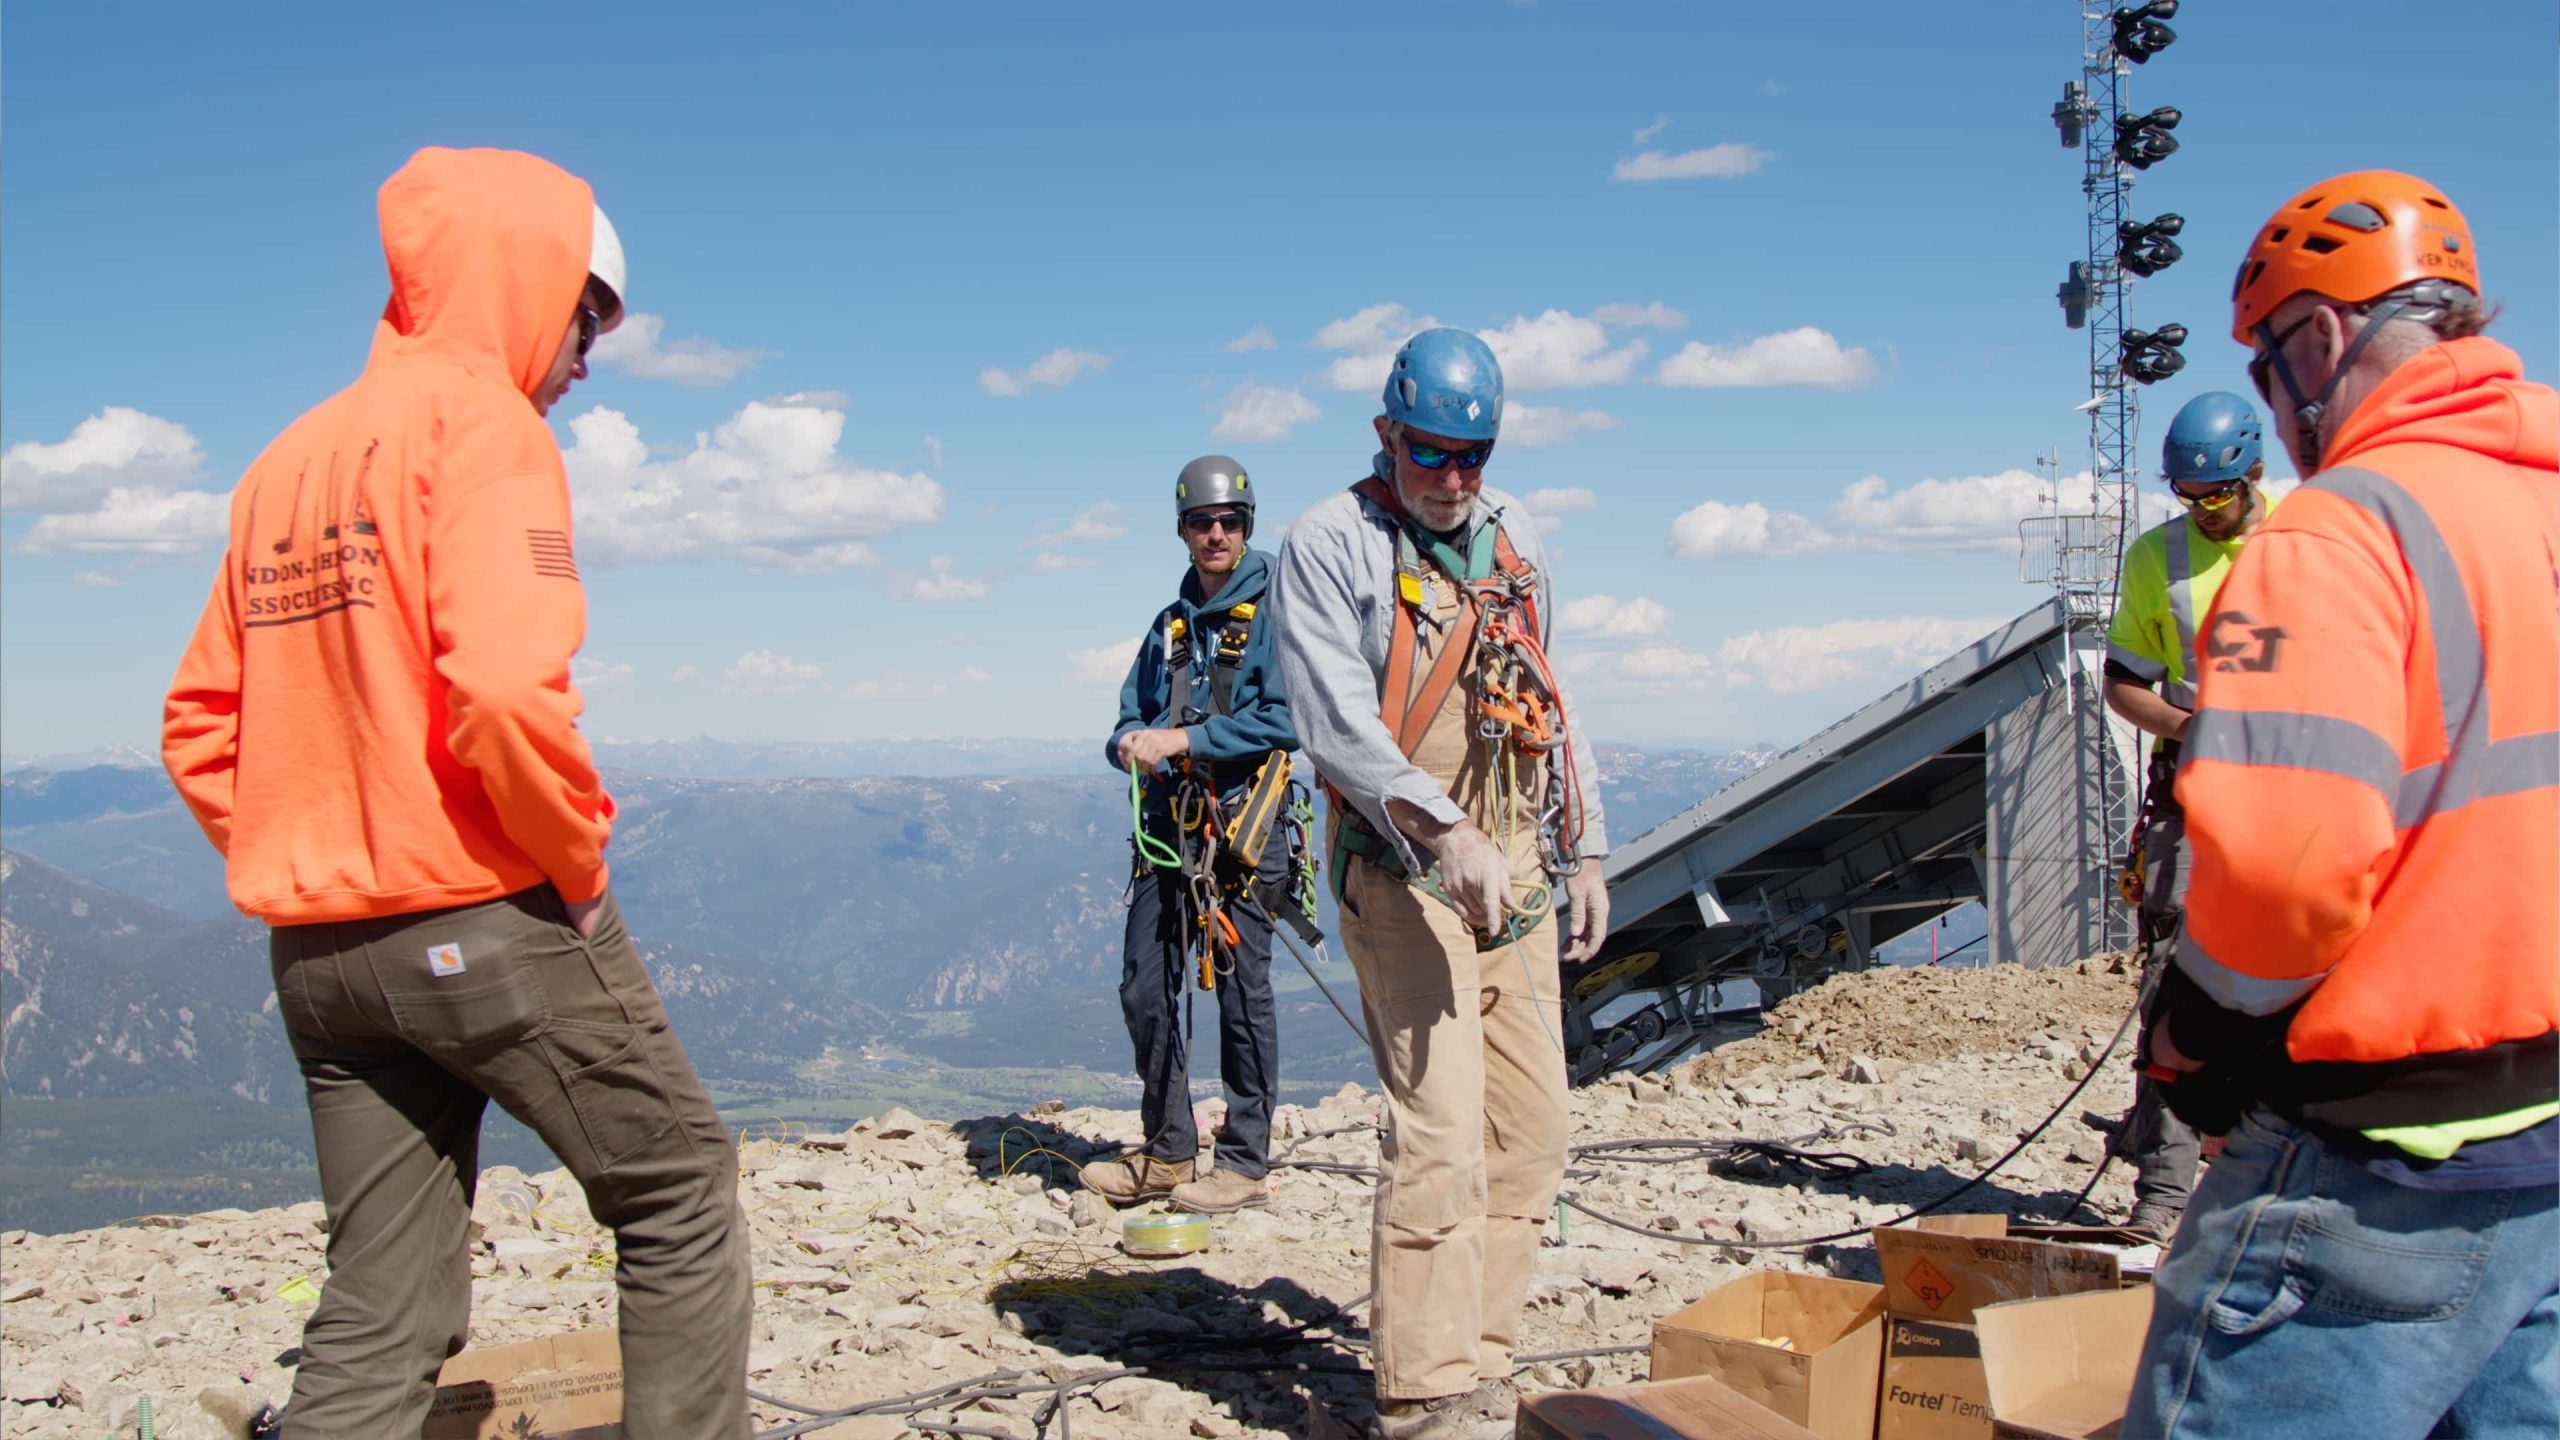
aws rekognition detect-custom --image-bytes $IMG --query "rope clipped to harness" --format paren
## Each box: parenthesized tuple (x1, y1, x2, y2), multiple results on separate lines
(1326, 477, 1589, 948)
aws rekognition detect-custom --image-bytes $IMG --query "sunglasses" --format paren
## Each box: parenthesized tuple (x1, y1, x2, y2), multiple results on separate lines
(2245, 312, 2316, 404)
(1182, 509, 1249, 536)
(1403, 435, 1494, 472)
(574, 306, 601, 362)
(2172, 479, 2248, 511)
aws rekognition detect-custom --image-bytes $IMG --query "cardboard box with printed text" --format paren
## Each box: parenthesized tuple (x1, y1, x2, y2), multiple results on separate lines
(1517, 1372, 1822, 1440)
(425, 1328, 624, 1440)
(1874, 1216, 2123, 1324)
(1977, 1285, 2156, 1439)
(1649, 1272, 1886, 1440)
(1876, 1314, 1994, 1440)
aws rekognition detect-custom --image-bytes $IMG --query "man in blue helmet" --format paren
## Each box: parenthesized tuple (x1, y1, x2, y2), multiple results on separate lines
(1082, 456, 1300, 1217)
(1271, 329, 1611, 1439)
(2102, 389, 2281, 1239)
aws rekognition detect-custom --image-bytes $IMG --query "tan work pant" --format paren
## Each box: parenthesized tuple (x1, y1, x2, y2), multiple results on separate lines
(1339, 842, 1568, 1401)
(268, 887, 751, 1439)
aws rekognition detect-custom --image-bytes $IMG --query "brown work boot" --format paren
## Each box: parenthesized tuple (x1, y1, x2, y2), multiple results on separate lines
(2126, 1201, 2185, 1242)
(1171, 1165, 1270, 1214)
(1368, 1393, 1506, 1440)
(1077, 1153, 1193, 1207)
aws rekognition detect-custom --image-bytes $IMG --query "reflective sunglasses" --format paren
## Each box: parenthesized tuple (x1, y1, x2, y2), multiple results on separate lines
(2172, 479, 2248, 511)
(1181, 509, 1249, 536)
(574, 306, 601, 362)
(2245, 312, 2316, 405)
(1403, 435, 1494, 472)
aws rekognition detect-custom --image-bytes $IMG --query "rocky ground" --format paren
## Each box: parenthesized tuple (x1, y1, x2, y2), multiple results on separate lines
(0, 958, 2144, 1439)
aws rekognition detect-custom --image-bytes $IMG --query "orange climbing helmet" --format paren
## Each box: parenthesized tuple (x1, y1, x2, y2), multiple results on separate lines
(2230, 170, 2480, 345)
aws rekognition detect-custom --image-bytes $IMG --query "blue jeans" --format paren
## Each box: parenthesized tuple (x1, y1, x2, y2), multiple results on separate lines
(2131, 1107, 2559, 1438)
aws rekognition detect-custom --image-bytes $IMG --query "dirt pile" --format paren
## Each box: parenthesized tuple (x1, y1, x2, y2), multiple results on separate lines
(1684, 957, 2138, 1086)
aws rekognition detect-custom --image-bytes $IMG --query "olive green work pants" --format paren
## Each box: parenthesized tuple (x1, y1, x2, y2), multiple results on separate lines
(267, 887, 750, 1439)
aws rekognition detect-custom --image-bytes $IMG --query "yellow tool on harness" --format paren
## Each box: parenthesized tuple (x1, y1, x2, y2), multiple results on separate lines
(1225, 750, 1292, 870)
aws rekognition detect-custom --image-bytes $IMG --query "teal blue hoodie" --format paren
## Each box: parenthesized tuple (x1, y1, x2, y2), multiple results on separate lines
(1106, 548, 1297, 798)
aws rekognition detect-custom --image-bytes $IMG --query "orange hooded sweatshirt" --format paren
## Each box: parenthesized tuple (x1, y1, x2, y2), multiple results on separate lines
(162, 147, 615, 924)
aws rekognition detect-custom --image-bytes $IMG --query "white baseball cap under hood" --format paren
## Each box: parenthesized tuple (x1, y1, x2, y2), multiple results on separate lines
(589, 204, 627, 333)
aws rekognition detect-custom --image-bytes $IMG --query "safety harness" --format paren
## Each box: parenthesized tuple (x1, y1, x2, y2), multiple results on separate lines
(1134, 597, 1319, 990)
(1326, 476, 1588, 949)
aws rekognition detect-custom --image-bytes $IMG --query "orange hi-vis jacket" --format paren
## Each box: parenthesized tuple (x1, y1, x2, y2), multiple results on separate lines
(2171, 337, 2558, 1129)
(162, 148, 614, 925)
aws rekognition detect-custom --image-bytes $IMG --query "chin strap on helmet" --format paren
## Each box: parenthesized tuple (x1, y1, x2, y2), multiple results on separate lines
(2258, 280, 2474, 470)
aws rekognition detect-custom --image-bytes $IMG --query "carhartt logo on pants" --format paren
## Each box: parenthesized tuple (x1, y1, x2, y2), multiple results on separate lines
(427, 943, 467, 977)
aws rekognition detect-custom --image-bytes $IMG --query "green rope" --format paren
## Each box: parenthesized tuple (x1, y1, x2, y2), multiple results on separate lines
(1129, 765, 1182, 870)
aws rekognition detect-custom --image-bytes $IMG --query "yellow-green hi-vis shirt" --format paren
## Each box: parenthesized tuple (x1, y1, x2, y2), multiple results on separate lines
(2103, 488, 2283, 735)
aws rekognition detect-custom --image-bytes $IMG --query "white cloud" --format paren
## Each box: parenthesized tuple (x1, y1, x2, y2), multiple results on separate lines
(1657, 327, 1876, 389)
(1067, 637, 1143, 688)
(70, 570, 119, 589)
(18, 486, 230, 554)
(671, 664, 701, 683)
(1525, 486, 1599, 516)
(1212, 384, 1322, 443)
(2, 407, 204, 513)
(1030, 502, 1128, 549)
(1668, 500, 1835, 559)
(1670, 468, 2126, 561)
(924, 434, 945, 469)
(572, 656, 634, 692)
(1225, 325, 1277, 353)
(1312, 303, 1442, 394)
(1559, 594, 1670, 638)
(560, 398, 943, 570)
(587, 313, 758, 386)
(981, 347, 1109, 396)
(1481, 310, 1648, 389)
(1592, 301, 1687, 330)
(1505, 404, 1617, 449)
(1633, 116, 1671, 145)
(1029, 550, 1095, 573)
(725, 649, 824, 695)
(909, 555, 992, 602)
(1620, 615, 2004, 695)
(1613, 143, 1773, 182)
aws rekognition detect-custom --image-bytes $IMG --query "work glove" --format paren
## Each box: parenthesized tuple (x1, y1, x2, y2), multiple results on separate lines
(1561, 856, 1611, 964)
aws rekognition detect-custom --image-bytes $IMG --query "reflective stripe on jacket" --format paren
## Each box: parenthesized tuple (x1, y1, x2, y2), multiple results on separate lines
(2104, 489, 2280, 710)
(2172, 337, 2558, 1127)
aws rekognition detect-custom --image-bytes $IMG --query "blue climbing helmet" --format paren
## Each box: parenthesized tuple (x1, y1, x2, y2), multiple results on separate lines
(2161, 391, 2264, 484)
(1382, 327, 1504, 443)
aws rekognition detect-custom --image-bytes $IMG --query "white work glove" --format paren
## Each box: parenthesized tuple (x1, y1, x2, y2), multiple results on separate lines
(1560, 857, 1611, 964)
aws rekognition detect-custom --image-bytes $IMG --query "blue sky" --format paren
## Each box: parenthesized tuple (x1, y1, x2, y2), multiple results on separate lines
(6, 2, 2554, 761)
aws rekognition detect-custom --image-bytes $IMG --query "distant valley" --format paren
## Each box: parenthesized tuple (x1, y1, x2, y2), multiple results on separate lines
(0, 741, 1772, 1231)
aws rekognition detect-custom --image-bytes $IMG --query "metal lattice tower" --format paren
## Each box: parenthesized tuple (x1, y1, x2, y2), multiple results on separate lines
(2076, 3, 2141, 953)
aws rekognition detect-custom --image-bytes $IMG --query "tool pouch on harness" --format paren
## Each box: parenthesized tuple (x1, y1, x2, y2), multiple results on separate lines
(1322, 477, 1587, 951)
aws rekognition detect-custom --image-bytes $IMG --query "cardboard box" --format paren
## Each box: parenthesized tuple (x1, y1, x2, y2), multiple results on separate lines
(426, 1329, 624, 1440)
(1877, 1315, 1994, 1440)
(1650, 1272, 1886, 1440)
(1518, 1373, 1822, 1439)
(1874, 1216, 2122, 1324)
(1977, 1286, 2156, 1440)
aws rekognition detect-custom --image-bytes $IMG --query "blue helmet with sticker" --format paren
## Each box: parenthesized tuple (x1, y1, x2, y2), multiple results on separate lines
(2161, 391, 2264, 484)
(1382, 327, 1504, 443)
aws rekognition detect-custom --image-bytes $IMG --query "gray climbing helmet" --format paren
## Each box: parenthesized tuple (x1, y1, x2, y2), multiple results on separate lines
(1174, 454, 1255, 520)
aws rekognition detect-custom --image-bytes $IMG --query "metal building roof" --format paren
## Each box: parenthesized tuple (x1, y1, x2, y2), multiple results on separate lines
(1565, 600, 2076, 1078)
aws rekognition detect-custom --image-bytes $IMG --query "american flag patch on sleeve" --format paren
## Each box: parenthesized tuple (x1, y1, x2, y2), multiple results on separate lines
(527, 529, 579, 580)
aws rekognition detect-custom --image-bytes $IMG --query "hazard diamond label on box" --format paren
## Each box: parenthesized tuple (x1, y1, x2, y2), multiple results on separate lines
(1903, 1256, 1956, 1313)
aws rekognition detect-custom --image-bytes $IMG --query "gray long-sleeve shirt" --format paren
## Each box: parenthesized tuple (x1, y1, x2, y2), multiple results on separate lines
(1267, 466, 1610, 878)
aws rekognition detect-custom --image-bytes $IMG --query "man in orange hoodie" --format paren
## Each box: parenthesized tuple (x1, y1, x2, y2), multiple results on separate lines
(163, 148, 750, 1439)
(2130, 171, 2557, 1437)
